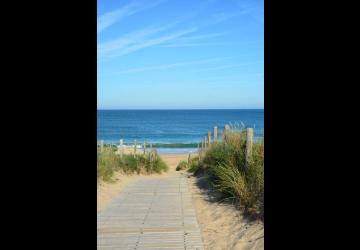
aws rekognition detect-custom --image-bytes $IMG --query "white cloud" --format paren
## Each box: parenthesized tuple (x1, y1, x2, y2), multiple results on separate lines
(98, 26, 198, 59)
(232, 0, 264, 23)
(98, 25, 168, 55)
(97, 0, 247, 58)
(116, 57, 232, 74)
(196, 61, 264, 71)
(113, 28, 197, 57)
(97, 0, 164, 33)
(158, 32, 228, 47)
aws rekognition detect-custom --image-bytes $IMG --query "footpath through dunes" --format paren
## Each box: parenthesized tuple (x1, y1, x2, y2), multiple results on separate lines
(97, 153, 204, 250)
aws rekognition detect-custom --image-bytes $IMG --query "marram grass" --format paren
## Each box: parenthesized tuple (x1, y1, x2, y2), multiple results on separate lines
(191, 130, 264, 220)
(97, 147, 168, 184)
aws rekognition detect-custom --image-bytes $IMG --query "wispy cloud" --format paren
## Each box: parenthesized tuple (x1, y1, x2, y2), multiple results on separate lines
(98, 26, 198, 59)
(158, 32, 227, 47)
(209, 12, 239, 24)
(159, 38, 262, 48)
(116, 57, 232, 74)
(232, 0, 264, 23)
(97, 0, 164, 33)
(169, 32, 227, 42)
(159, 42, 234, 48)
(196, 61, 263, 72)
(98, 25, 169, 55)
(114, 28, 197, 57)
(97, 0, 246, 59)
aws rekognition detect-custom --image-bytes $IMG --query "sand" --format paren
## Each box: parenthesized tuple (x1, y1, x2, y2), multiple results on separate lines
(97, 153, 190, 213)
(187, 173, 264, 250)
(97, 152, 264, 249)
(98, 172, 151, 213)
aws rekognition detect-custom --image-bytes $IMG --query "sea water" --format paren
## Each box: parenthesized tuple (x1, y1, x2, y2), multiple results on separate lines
(97, 109, 264, 154)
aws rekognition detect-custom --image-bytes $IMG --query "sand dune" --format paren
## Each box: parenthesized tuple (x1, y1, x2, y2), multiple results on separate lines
(187, 173, 264, 250)
(97, 153, 189, 213)
(97, 152, 264, 249)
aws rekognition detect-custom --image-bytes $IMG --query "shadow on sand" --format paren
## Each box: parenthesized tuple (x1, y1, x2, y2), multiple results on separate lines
(187, 168, 259, 222)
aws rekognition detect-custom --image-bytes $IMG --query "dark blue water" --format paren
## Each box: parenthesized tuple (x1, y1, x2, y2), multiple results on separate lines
(97, 109, 263, 153)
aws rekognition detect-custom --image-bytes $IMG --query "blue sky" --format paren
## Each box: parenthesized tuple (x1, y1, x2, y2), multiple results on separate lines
(97, 0, 263, 109)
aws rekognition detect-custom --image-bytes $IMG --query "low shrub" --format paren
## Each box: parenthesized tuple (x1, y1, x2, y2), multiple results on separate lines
(176, 160, 188, 171)
(187, 156, 200, 173)
(97, 148, 168, 183)
(195, 130, 264, 220)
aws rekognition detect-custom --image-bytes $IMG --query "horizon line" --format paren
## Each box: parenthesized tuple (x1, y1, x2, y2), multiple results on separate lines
(97, 108, 264, 110)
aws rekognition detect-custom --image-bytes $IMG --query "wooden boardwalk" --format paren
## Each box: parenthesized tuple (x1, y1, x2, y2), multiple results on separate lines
(97, 173, 204, 250)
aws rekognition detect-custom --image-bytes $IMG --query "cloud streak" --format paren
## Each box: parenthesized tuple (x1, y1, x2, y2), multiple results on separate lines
(116, 57, 233, 74)
(98, 25, 169, 55)
(98, 26, 198, 59)
(196, 61, 263, 72)
(159, 42, 234, 48)
(113, 28, 197, 57)
(158, 32, 228, 47)
(97, 0, 164, 33)
(232, 0, 264, 23)
(97, 1, 250, 58)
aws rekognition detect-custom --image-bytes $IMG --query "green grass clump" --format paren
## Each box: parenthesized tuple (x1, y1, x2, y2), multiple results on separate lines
(196, 131, 264, 220)
(176, 160, 188, 171)
(187, 156, 200, 173)
(97, 148, 168, 184)
(97, 148, 118, 182)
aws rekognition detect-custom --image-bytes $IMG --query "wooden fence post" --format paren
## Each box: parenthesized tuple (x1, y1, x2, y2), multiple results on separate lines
(148, 143, 152, 161)
(224, 124, 230, 140)
(120, 139, 124, 156)
(201, 140, 204, 158)
(214, 126, 218, 142)
(246, 128, 254, 163)
(197, 143, 201, 159)
(204, 137, 207, 149)
(100, 140, 104, 152)
(188, 154, 191, 164)
(134, 139, 137, 155)
(208, 131, 212, 145)
(143, 140, 146, 154)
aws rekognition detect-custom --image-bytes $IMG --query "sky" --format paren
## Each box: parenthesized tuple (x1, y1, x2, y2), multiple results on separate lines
(97, 0, 263, 109)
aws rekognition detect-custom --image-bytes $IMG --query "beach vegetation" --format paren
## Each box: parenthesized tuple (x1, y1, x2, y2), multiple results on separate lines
(191, 130, 264, 220)
(187, 156, 200, 173)
(97, 148, 168, 184)
(176, 160, 188, 171)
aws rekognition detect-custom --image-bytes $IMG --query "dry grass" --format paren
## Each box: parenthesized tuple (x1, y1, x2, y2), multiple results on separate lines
(97, 147, 168, 184)
(192, 130, 264, 220)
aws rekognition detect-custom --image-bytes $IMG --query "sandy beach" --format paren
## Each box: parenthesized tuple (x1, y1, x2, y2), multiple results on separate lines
(97, 152, 264, 249)
(97, 153, 189, 213)
(187, 173, 264, 250)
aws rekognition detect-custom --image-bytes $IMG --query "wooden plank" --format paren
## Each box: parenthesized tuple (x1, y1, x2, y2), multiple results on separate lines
(97, 174, 204, 249)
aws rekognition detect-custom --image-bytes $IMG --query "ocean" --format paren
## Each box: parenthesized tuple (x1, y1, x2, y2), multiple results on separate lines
(97, 109, 264, 153)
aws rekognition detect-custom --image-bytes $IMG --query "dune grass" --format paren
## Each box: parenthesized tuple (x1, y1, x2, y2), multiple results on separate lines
(191, 130, 264, 220)
(187, 156, 200, 173)
(175, 155, 200, 171)
(176, 160, 188, 171)
(97, 147, 168, 184)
